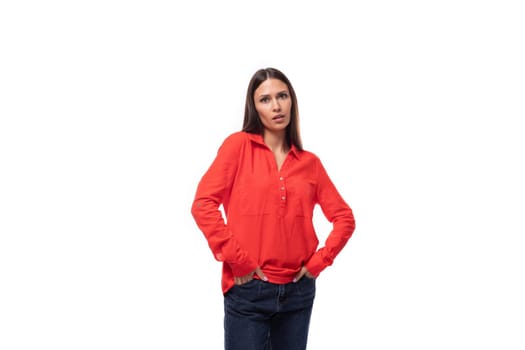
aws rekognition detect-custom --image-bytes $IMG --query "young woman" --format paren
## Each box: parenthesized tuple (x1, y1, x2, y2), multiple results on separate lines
(191, 67, 356, 350)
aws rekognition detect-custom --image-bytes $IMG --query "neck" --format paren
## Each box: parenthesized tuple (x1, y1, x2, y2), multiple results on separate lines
(263, 130, 288, 153)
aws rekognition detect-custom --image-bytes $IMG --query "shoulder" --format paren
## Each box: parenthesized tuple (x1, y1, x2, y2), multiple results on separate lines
(220, 131, 248, 146)
(297, 149, 330, 175)
(297, 148, 321, 163)
(216, 131, 250, 154)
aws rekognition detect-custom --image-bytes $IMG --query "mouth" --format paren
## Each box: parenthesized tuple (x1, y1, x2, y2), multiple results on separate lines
(272, 114, 285, 121)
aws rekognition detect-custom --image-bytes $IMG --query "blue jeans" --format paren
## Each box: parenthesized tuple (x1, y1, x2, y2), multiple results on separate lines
(224, 277, 316, 350)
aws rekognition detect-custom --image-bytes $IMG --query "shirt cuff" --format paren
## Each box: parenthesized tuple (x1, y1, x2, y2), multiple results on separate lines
(305, 252, 333, 277)
(228, 258, 258, 277)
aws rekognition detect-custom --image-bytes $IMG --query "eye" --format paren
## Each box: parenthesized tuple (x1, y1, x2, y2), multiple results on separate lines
(278, 92, 289, 99)
(260, 96, 270, 103)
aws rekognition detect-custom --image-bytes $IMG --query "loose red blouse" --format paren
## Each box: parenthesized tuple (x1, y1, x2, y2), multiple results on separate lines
(191, 131, 355, 294)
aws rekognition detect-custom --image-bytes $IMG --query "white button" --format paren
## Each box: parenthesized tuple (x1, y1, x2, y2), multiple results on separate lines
(279, 176, 284, 181)
(281, 196, 286, 200)
(281, 186, 285, 190)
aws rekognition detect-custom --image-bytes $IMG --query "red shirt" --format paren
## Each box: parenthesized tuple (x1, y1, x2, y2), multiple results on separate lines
(191, 131, 355, 294)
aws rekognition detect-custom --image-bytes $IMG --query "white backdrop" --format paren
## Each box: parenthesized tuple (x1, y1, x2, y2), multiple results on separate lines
(1, 1, 524, 349)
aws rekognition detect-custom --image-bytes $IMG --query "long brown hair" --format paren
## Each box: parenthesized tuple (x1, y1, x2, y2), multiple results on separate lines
(242, 68, 303, 151)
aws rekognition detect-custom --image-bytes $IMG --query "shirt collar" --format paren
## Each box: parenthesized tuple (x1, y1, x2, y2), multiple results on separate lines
(245, 132, 301, 160)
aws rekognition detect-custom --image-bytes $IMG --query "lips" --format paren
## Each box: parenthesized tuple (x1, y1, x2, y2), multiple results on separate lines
(272, 114, 284, 120)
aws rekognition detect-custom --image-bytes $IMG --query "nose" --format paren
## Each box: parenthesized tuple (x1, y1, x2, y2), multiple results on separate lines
(272, 98, 281, 111)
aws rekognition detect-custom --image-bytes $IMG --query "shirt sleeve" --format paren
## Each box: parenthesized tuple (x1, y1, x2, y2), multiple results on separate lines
(305, 157, 356, 277)
(191, 134, 258, 277)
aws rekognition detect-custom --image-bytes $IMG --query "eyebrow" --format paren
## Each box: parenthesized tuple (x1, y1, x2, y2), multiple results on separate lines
(257, 90, 289, 98)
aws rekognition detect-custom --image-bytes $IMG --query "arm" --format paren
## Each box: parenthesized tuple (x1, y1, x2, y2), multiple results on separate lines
(191, 134, 258, 277)
(305, 158, 356, 277)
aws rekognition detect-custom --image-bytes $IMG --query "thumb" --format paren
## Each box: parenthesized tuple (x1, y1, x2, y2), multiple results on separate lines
(293, 267, 306, 283)
(254, 267, 268, 281)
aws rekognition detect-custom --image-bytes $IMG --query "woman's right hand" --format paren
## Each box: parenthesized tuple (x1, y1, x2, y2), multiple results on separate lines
(234, 266, 268, 285)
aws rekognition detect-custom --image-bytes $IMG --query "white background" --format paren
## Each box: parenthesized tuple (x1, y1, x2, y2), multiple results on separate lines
(1, 1, 524, 349)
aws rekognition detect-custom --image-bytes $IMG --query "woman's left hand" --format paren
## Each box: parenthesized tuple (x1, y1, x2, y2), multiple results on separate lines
(293, 266, 314, 282)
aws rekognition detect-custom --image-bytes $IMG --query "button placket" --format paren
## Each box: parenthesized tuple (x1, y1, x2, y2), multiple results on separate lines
(279, 176, 287, 202)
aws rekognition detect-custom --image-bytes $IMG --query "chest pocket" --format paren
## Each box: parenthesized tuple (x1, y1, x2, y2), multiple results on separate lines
(288, 179, 316, 217)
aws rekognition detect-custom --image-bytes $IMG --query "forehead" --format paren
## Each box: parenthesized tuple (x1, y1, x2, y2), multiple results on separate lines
(255, 78, 289, 95)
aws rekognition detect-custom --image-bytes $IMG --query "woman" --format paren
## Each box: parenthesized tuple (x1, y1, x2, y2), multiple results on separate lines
(191, 67, 355, 350)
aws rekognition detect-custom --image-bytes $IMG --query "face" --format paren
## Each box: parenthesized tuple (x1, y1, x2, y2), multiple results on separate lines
(253, 78, 292, 134)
